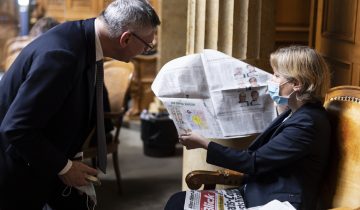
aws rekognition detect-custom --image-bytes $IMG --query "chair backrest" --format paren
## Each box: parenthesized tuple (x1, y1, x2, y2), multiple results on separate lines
(4, 36, 32, 57)
(321, 86, 360, 209)
(82, 59, 134, 154)
(3, 36, 33, 71)
(4, 51, 20, 71)
(104, 59, 134, 113)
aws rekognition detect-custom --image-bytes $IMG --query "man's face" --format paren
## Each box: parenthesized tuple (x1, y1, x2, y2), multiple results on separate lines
(239, 94, 246, 102)
(249, 77, 258, 86)
(123, 28, 155, 61)
(251, 92, 259, 100)
(130, 31, 155, 55)
(112, 27, 156, 62)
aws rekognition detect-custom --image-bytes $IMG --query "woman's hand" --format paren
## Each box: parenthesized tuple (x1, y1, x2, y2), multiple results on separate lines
(178, 132, 209, 150)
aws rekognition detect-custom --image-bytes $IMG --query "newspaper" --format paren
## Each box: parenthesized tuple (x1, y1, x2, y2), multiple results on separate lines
(247, 200, 296, 210)
(151, 49, 276, 139)
(184, 189, 246, 210)
(184, 190, 296, 210)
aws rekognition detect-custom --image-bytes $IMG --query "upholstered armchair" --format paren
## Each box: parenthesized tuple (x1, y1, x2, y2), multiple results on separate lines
(186, 86, 360, 209)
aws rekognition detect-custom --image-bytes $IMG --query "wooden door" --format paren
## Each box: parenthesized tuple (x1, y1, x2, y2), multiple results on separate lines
(315, 0, 360, 86)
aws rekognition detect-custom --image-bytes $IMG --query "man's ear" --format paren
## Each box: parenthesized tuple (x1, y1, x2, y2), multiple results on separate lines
(119, 31, 131, 48)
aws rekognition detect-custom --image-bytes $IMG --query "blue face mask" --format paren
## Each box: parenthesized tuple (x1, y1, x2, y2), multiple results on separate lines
(267, 80, 291, 105)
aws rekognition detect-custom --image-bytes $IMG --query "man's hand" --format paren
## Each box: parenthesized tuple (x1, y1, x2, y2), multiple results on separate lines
(179, 132, 209, 150)
(59, 161, 98, 187)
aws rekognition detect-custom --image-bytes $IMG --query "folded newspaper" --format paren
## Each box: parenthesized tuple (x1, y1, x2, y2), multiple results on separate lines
(184, 189, 246, 210)
(151, 49, 276, 139)
(247, 200, 296, 210)
(184, 190, 296, 210)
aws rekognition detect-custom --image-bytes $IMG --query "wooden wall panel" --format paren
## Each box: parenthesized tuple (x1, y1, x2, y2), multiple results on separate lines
(43, 0, 66, 22)
(42, 0, 157, 23)
(275, 0, 311, 48)
(65, 0, 100, 20)
(0, 0, 18, 70)
(315, 0, 360, 87)
(43, 0, 107, 22)
(324, 57, 353, 86)
(352, 64, 360, 85)
(322, 0, 357, 42)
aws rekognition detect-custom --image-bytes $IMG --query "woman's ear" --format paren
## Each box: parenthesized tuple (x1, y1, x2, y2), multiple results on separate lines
(292, 79, 302, 91)
(119, 31, 131, 48)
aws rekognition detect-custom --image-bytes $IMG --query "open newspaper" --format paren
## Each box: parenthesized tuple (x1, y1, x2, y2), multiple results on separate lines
(151, 49, 276, 139)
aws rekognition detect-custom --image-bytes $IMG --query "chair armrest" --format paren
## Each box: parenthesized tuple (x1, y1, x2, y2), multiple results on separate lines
(104, 109, 125, 127)
(185, 169, 244, 190)
(104, 110, 125, 119)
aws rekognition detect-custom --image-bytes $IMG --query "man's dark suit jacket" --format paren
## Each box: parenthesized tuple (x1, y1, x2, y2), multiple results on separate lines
(0, 18, 99, 184)
(207, 102, 331, 210)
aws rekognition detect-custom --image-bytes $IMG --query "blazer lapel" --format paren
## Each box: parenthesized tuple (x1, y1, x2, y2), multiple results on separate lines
(248, 109, 291, 150)
(82, 18, 96, 121)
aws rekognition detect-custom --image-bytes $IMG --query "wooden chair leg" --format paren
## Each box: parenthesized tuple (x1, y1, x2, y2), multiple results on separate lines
(112, 151, 122, 194)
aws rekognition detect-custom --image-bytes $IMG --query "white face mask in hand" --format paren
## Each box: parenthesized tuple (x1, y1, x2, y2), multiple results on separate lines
(76, 183, 97, 209)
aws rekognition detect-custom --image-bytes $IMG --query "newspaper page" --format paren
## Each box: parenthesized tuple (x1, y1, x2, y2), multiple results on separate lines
(184, 189, 246, 210)
(164, 98, 224, 139)
(247, 200, 296, 210)
(201, 50, 275, 137)
(151, 49, 276, 139)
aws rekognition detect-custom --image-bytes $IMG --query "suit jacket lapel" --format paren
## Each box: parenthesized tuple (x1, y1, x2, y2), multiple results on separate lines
(248, 109, 291, 150)
(82, 18, 96, 122)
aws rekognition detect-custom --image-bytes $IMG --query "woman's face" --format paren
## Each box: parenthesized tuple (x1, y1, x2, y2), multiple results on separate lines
(271, 69, 294, 97)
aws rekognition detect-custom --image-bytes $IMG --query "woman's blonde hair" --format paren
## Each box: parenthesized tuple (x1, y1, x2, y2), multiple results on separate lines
(270, 45, 331, 102)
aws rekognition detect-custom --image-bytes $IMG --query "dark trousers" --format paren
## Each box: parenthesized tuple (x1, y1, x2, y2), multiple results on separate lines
(0, 151, 88, 210)
(164, 191, 186, 210)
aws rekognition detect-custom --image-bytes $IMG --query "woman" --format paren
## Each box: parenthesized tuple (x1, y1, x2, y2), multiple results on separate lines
(165, 46, 331, 210)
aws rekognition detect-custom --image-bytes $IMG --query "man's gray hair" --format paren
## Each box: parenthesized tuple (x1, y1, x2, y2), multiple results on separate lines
(101, 0, 160, 38)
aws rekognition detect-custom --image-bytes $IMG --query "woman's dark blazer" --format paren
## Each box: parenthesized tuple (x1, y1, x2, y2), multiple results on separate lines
(0, 18, 98, 177)
(207, 102, 331, 210)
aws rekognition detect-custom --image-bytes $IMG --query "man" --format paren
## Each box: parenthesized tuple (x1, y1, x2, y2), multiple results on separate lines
(248, 77, 258, 87)
(238, 92, 249, 107)
(0, 0, 160, 209)
(250, 90, 260, 106)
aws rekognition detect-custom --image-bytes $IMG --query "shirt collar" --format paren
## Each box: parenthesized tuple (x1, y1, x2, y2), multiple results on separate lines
(94, 18, 104, 62)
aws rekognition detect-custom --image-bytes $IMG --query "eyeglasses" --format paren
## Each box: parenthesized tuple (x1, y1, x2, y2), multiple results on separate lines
(131, 32, 154, 52)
